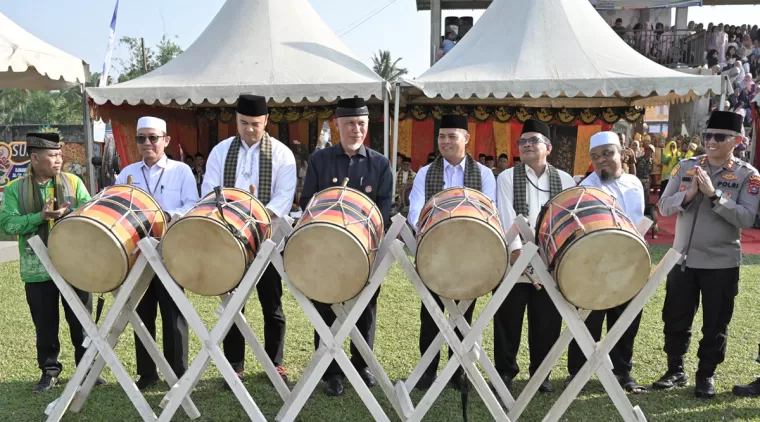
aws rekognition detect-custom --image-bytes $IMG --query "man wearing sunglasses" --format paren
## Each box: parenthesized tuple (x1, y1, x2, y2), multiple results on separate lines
(115, 116, 199, 390)
(493, 119, 575, 393)
(202, 94, 296, 389)
(566, 131, 648, 394)
(656, 111, 760, 399)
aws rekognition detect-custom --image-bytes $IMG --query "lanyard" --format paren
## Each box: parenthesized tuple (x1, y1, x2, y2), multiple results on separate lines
(141, 167, 166, 196)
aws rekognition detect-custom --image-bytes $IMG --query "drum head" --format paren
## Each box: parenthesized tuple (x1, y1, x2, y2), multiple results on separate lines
(417, 218, 508, 300)
(162, 217, 247, 296)
(48, 218, 128, 293)
(556, 230, 651, 310)
(284, 223, 369, 304)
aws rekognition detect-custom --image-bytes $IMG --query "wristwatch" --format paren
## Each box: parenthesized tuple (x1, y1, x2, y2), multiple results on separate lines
(710, 189, 723, 202)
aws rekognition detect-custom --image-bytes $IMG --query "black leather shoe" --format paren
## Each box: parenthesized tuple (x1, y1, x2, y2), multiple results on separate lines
(538, 377, 554, 393)
(136, 375, 159, 391)
(95, 377, 107, 386)
(652, 370, 689, 390)
(695, 376, 715, 399)
(359, 368, 376, 387)
(733, 377, 760, 397)
(324, 375, 344, 396)
(564, 374, 574, 388)
(32, 373, 59, 392)
(493, 374, 512, 391)
(221, 372, 244, 391)
(416, 373, 436, 390)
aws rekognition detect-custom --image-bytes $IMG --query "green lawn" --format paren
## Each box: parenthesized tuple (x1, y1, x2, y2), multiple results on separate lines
(3, 246, 760, 421)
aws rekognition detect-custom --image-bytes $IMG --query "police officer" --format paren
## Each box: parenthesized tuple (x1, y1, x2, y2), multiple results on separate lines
(656, 111, 760, 399)
(299, 97, 393, 396)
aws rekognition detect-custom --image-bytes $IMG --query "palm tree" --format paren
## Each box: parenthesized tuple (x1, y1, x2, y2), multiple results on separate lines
(371, 50, 409, 82)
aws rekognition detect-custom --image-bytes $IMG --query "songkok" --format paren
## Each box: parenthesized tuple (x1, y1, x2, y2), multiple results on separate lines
(642, 134, 652, 141)
(590, 131, 619, 150)
(236, 94, 268, 117)
(633, 133, 642, 141)
(402, 156, 411, 163)
(26, 132, 61, 150)
(707, 110, 743, 134)
(137, 116, 167, 133)
(440, 114, 469, 131)
(336, 97, 369, 118)
(521, 119, 550, 139)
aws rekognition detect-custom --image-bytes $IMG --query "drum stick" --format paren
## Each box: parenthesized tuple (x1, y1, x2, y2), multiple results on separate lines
(249, 184, 256, 195)
(126, 175, 134, 185)
(341, 177, 349, 187)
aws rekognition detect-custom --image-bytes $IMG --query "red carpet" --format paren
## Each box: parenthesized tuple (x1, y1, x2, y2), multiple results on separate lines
(646, 194, 760, 254)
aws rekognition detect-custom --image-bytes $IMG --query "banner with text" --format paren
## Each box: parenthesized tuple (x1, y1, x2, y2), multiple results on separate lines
(0, 141, 30, 192)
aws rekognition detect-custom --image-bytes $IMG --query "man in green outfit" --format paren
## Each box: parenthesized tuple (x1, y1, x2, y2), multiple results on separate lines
(0, 133, 101, 392)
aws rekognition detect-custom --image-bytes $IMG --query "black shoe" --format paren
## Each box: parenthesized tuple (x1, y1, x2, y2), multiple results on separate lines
(324, 375, 344, 396)
(358, 367, 376, 387)
(652, 370, 689, 390)
(136, 375, 159, 391)
(695, 376, 715, 399)
(416, 373, 436, 390)
(491, 374, 512, 391)
(538, 377, 554, 393)
(222, 372, 244, 391)
(733, 377, 760, 397)
(95, 377, 107, 386)
(32, 373, 59, 392)
(450, 371, 466, 391)
(564, 374, 574, 388)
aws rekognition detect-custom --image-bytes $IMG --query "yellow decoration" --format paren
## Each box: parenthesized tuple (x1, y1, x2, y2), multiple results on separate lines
(397, 119, 413, 157)
(574, 125, 602, 175)
(467, 121, 477, 157)
(493, 121, 510, 163)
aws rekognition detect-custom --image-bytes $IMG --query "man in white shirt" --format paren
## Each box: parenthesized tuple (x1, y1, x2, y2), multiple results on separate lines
(202, 94, 296, 388)
(115, 117, 199, 390)
(407, 114, 496, 391)
(566, 131, 647, 393)
(493, 119, 576, 393)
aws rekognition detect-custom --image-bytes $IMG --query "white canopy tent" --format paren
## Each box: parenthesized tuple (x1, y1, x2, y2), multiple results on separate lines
(0, 12, 95, 193)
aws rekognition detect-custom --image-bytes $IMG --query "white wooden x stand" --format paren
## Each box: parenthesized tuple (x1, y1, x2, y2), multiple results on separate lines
(139, 237, 280, 422)
(389, 214, 539, 422)
(274, 215, 410, 422)
(505, 217, 682, 422)
(28, 236, 200, 422)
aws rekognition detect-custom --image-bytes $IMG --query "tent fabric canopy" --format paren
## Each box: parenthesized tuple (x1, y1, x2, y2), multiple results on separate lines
(0, 12, 88, 90)
(87, 0, 387, 106)
(404, 0, 721, 107)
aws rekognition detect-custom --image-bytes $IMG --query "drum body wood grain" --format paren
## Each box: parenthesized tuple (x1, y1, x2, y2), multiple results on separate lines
(416, 187, 507, 300)
(162, 188, 271, 296)
(535, 186, 651, 310)
(48, 184, 166, 293)
(284, 186, 383, 304)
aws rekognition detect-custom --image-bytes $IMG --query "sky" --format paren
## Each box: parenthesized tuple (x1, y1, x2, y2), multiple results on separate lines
(3, 1, 760, 80)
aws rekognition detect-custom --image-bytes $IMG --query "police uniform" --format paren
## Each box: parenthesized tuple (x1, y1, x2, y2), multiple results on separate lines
(407, 114, 497, 390)
(656, 111, 760, 398)
(299, 98, 393, 396)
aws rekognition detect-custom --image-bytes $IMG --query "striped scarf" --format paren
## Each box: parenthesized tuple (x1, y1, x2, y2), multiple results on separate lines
(18, 167, 75, 246)
(424, 154, 482, 202)
(223, 133, 273, 204)
(512, 163, 563, 218)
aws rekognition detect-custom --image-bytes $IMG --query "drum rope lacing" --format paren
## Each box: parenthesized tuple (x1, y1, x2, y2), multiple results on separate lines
(211, 187, 271, 255)
(419, 188, 501, 236)
(303, 186, 381, 253)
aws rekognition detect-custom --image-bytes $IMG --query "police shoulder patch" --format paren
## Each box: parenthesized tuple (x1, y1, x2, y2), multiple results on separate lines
(748, 175, 760, 195)
(670, 163, 681, 178)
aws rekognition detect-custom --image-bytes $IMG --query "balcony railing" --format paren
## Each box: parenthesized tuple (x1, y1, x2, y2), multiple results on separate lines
(617, 29, 709, 68)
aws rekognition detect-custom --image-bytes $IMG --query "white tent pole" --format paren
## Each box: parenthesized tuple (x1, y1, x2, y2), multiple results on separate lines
(81, 85, 97, 194)
(383, 88, 390, 158)
(391, 82, 401, 201)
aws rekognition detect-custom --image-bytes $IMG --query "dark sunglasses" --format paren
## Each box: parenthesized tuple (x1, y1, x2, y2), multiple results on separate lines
(518, 136, 547, 146)
(703, 133, 732, 143)
(136, 135, 166, 144)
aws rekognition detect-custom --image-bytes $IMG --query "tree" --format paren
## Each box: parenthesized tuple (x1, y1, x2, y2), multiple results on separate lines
(117, 35, 183, 83)
(371, 50, 408, 83)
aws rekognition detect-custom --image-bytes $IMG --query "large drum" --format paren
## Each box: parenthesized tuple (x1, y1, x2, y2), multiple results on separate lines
(535, 186, 651, 310)
(416, 187, 507, 300)
(162, 188, 271, 296)
(48, 184, 166, 293)
(284, 182, 383, 304)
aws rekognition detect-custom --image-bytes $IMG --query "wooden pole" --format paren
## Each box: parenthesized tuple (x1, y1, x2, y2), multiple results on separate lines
(140, 38, 148, 74)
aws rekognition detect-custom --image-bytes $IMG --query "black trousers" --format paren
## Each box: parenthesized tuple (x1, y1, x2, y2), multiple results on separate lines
(313, 288, 381, 379)
(135, 277, 189, 379)
(662, 266, 739, 378)
(567, 301, 643, 377)
(419, 293, 476, 376)
(494, 283, 562, 378)
(223, 263, 286, 372)
(25, 280, 92, 376)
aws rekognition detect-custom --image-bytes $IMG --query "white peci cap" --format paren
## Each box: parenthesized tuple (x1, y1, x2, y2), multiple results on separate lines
(137, 116, 167, 133)
(590, 131, 619, 150)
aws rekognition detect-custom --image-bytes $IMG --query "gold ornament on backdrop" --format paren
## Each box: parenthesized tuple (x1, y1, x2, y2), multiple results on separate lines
(473, 105, 491, 122)
(515, 107, 533, 123)
(268, 108, 284, 123)
(536, 108, 554, 123)
(494, 106, 513, 122)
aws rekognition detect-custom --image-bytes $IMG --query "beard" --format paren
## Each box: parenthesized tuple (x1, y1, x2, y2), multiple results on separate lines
(600, 169, 616, 181)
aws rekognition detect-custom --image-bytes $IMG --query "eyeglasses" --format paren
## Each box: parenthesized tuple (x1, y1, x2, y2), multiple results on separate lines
(136, 135, 166, 144)
(703, 133, 732, 143)
(590, 149, 617, 162)
(518, 136, 547, 146)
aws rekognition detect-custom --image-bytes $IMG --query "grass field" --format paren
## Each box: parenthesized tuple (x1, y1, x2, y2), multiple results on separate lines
(3, 246, 760, 421)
